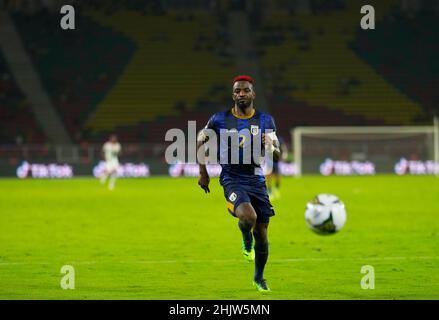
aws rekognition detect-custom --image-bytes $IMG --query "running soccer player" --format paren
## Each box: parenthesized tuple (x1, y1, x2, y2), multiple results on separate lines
(100, 134, 121, 190)
(266, 135, 288, 201)
(197, 75, 280, 292)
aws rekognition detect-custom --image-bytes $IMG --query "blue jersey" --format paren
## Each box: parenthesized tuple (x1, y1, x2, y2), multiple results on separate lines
(204, 108, 277, 187)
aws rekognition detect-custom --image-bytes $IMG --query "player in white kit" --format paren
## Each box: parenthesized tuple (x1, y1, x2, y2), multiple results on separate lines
(100, 134, 121, 190)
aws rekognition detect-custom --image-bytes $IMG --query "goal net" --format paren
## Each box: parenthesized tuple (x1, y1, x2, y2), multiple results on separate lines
(291, 124, 439, 176)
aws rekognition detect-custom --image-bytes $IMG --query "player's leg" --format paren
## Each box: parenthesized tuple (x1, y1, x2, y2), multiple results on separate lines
(252, 222, 270, 291)
(100, 168, 109, 185)
(224, 186, 255, 260)
(266, 173, 273, 198)
(273, 173, 281, 199)
(234, 202, 257, 260)
(270, 161, 280, 200)
(248, 186, 274, 292)
(108, 168, 117, 190)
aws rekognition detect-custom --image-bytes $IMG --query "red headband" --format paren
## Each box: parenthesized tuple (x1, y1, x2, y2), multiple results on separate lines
(232, 75, 254, 84)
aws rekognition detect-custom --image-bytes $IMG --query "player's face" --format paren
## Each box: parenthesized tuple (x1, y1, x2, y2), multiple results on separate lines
(232, 81, 255, 109)
(110, 135, 117, 143)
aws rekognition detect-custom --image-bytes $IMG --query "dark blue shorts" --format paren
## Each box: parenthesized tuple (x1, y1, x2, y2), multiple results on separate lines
(223, 183, 275, 224)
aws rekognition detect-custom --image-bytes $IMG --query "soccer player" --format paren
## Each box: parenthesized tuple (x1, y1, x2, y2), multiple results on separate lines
(100, 134, 121, 190)
(197, 75, 280, 292)
(266, 135, 288, 201)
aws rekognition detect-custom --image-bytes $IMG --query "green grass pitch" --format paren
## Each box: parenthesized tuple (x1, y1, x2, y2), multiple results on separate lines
(0, 176, 438, 299)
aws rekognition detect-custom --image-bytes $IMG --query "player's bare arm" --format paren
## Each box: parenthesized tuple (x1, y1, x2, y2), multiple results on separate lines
(262, 133, 281, 162)
(197, 132, 210, 193)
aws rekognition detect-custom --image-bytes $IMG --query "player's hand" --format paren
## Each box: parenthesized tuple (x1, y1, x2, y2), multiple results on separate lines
(262, 133, 273, 147)
(198, 174, 210, 193)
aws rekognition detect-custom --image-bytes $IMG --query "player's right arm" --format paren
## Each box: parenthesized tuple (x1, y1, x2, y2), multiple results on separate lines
(101, 143, 106, 161)
(197, 138, 210, 193)
(197, 115, 216, 193)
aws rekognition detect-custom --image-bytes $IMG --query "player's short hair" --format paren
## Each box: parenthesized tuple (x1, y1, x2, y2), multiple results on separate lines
(232, 75, 254, 85)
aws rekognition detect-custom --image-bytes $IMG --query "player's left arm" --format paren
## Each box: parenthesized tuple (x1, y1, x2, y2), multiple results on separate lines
(262, 115, 281, 161)
(262, 132, 280, 162)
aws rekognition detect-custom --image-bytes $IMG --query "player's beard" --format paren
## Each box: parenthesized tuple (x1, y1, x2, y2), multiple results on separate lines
(237, 99, 251, 113)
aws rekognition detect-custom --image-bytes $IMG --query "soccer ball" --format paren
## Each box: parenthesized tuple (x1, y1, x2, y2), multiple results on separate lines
(305, 194, 347, 235)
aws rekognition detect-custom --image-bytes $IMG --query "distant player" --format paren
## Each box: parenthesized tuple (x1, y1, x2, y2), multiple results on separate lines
(266, 135, 288, 201)
(197, 75, 280, 292)
(100, 134, 121, 190)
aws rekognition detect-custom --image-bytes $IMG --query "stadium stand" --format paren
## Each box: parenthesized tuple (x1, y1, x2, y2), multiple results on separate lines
(255, 1, 426, 127)
(0, 51, 45, 144)
(12, 8, 136, 142)
(2, 0, 437, 147)
(352, 6, 439, 122)
(83, 9, 234, 136)
(11, 6, 234, 142)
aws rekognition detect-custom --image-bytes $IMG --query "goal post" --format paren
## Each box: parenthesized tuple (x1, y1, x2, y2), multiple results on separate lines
(291, 122, 439, 177)
(435, 117, 439, 169)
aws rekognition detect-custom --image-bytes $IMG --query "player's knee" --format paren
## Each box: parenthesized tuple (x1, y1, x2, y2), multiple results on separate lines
(242, 213, 256, 228)
(236, 203, 257, 227)
(253, 226, 268, 244)
(253, 232, 267, 244)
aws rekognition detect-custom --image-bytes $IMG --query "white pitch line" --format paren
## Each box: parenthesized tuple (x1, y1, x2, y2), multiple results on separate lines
(0, 256, 437, 266)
